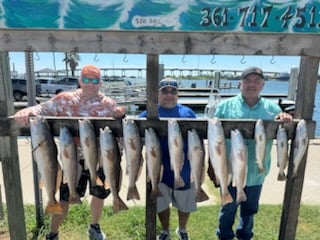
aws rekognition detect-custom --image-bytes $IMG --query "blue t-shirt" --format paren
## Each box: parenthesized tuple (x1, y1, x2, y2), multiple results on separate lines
(214, 94, 282, 186)
(139, 104, 196, 188)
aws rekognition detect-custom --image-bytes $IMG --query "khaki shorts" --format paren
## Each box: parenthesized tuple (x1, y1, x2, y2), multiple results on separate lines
(157, 182, 197, 213)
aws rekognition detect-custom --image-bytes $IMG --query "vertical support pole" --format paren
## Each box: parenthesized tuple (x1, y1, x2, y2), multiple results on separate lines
(213, 71, 220, 89)
(145, 54, 159, 240)
(25, 51, 44, 228)
(287, 67, 299, 101)
(279, 56, 319, 240)
(0, 51, 27, 239)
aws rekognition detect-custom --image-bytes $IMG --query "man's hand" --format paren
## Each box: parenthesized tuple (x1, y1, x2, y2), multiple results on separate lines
(13, 108, 37, 127)
(275, 112, 293, 123)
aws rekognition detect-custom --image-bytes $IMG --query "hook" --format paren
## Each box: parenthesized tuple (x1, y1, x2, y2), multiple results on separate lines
(181, 55, 186, 63)
(93, 53, 99, 62)
(240, 55, 246, 64)
(210, 55, 216, 64)
(34, 51, 40, 61)
(270, 56, 276, 64)
(123, 54, 128, 63)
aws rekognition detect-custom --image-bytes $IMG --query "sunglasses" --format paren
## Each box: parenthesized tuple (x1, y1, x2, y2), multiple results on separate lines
(161, 88, 178, 95)
(159, 80, 178, 88)
(82, 77, 100, 85)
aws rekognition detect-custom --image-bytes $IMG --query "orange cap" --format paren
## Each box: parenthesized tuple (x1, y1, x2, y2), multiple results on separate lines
(81, 64, 101, 78)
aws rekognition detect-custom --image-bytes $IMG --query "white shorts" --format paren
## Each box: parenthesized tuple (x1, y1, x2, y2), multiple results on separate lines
(157, 182, 197, 213)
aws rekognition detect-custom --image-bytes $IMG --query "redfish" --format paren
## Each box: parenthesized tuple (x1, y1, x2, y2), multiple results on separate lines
(207, 118, 233, 206)
(30, 117, 63, 215)
(122, 118, 143, 200)
(100, 126, 128, 212)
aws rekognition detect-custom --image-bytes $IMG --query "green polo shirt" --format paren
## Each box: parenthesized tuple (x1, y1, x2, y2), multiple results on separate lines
(214, 94, 282, 186)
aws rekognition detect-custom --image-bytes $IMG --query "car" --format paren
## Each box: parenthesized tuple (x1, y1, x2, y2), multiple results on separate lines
(56, 77, 80, 88)
(12, 78, 41, 101)
(36, 77, 79, 95)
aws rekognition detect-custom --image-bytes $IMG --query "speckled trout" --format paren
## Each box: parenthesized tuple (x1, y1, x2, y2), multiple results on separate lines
(30, 116, 63, 215)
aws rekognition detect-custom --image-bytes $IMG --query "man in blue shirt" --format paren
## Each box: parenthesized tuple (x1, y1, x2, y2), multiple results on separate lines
(139, 78, 196, 240)
(213, 67, 292, 240)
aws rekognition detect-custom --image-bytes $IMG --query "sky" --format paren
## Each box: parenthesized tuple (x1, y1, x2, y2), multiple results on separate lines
(9, 52, 301, 77)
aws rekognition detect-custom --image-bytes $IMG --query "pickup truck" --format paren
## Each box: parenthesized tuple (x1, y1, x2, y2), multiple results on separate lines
(36, 77, 79, 95)
(12, 78, 41, 101)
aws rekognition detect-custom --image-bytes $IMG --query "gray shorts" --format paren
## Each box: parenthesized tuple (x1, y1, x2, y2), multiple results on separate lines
(157, 182, 197, 213)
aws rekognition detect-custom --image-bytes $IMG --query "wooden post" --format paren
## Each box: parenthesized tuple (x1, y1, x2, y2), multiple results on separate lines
(287, 67, 299, 101)
(279, 56, 319, 240)
(0, 52, 27, 239)
(145, 54, 159, 240)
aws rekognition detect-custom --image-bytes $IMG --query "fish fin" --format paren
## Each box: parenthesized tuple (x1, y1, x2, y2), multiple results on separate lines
(113, 197, 129, 213)
(196, 188, 210, 202)
(56, 167, 63, 192)
(45, 202, 63, 215)
(221, 192, 233, 206)
(150, 187, 163, 201)
(84, 137, 91, 148)
(277, 171, 287, 181)
(118, 167, 123, 193)
(96, 176, 104, 187)
(128, 138, 138, 151)
(39, 179, 44, 189)
(127, 185, 140, 200)
(146, 175, 151, 183)
(62, 147, 70, 160)
(200, 162, 206, 185)
(291, 168, 298, 178)
(215, 144, 222, 156)
(236, 190, 247, 204)
(150, 147, 158, 159)
(69, 194, 82, 204)
(257, 166, 264, 173)
(174, 177, 185, 189)
(135, 155, 144, 182)
(102, 180, 110, 189)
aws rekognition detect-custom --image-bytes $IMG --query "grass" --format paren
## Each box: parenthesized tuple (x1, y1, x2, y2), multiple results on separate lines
(0, 203, 319, 240)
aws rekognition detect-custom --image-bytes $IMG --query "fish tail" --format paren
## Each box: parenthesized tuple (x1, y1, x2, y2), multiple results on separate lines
(127, 185, 140, 200)
(292, 165, 299, 178)
(221, 192, 233, 206)
(196, 188, 210, 202)
(113, 197, 129, 213)
(277, 171, 286, 181)
(257, 164, 264, 173)
(45, 202, 63, 215)
(150, 188, 162, 201)
(69, 194, 82, 204)
(236, 190, 247, 204)
(174, 177, 185, 189)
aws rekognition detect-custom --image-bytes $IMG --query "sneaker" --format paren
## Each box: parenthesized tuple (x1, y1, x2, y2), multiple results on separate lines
(175, 228, 190, 240)
(87, 224, 106, 240)
(45, 232, 59, 240)
(158, 230, 170, 240)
